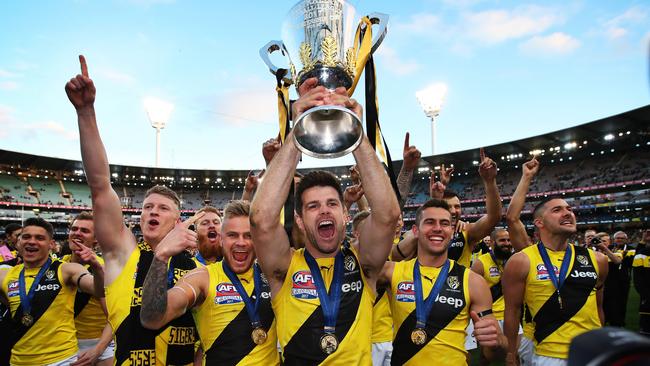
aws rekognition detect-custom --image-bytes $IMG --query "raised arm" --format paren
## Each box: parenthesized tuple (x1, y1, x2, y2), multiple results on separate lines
(66, 55, 134, 263)
(506, 158, 539, 251)
(502, 252, 529, 365)
(396, 132, 421, 209)
(391, 230, 418, 261)
(140, 215, 206, 329)
(250, 81, 327, 289)
(467, 148, 502, 246)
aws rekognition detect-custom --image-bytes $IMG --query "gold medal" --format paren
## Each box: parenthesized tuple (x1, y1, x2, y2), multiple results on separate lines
(251, 327, 268, 345)
(319, 333, 339, 355)
(411, 328, 427, 345)
(21, 314, 34, 327)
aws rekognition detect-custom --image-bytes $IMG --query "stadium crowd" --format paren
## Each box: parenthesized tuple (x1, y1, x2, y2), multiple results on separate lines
(0, 55, 648, 366)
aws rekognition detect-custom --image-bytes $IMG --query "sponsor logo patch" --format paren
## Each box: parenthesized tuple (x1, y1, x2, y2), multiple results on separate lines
(45, 269, 56, 281)
(396, 281, 415, 302)
(536, 264, 559, 281)
(489, 266, 501, 277)
(215, 283, 243, 304)
(7, 280, 19, 297)
(447, 276, 460, 290)
(344, 256, 356, 272)
(576, 255, 589, 266)
(291, 271, 318, 299)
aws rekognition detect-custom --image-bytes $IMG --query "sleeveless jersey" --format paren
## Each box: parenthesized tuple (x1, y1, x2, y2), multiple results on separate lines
(476, 253, 505, 320)
(521, 244, 600, 358)
(390, 259, 470, 366)
(448, 230, 472, 268)
(2, 260, 78, 365)
(193, 261, 279, 365)
(105, 243, 197, 366)
(272, 246, 373, 365)
(61, 254, 107, 339)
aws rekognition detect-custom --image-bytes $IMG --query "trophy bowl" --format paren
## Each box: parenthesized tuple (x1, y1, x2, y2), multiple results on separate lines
(260, 0, 388, 159)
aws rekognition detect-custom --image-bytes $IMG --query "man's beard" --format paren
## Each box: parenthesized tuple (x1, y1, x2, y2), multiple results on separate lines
(494, 246, 513, 260)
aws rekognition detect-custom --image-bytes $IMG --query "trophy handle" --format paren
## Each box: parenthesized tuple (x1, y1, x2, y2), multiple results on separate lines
(259, 40, 294, 85)
(367, 13, 389, 54)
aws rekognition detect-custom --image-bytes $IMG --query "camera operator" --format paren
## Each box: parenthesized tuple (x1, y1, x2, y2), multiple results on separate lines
(593, 232, 633, 327)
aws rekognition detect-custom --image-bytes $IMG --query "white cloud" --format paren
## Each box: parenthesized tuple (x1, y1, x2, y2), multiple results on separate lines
(603, 6, 648, 40)
(28, 121, 79, 140)
(393, 13, 442, 35)
(213, 81, 277, 126)
(98, 68, 135, 85)
(0, 105, 78, 140)
(519, 32, 580, 55)
(376, 46, 420, 76)
(0, 81, 18, 90)
(463, 5, 564, 44)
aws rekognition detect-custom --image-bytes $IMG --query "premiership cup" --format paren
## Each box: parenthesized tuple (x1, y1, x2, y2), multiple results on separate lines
(260, 0, 388, 158)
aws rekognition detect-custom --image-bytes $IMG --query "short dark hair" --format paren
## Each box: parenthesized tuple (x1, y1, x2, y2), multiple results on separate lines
(532, 196, 564, 219)
(443, 190, 460, 200)
(490, 228, 508, 242)
(4, 223, 22, 236)
(295, 171, 343, 216)
(351, 210, 371, 232)
(73, 211, 93, 223)
(415, 199, 450, 226)
(23, 217, 54, 239)
(144, 185, 181, 209)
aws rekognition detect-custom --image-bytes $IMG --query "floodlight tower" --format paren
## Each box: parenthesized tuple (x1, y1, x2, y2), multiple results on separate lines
(144, 97, 174, 168)
(416, 83, 448, 155)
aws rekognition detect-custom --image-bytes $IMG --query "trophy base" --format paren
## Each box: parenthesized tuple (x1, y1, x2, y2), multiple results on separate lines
(298, 65, 353, 90)
(293, 105, 363, 159)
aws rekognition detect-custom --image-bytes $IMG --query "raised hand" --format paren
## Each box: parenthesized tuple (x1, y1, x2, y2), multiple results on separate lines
(349, 165, 361, 184)
(440, 163, 454, 187)
(522, 158, 539, 179)
(262, 137, 281, 166)
(343, 184, 365, 206)
(478, 147, 497, 181)
(402, 132, 421, 171)
(329, 87, 363, 119)
(291, 81, 330, 121)
(65, 55, 96, 111)
(430, 181, 446, 199)
(155, 213, 204, 260)
(73, 244, 101, 269)
(245, 169, 265, 193)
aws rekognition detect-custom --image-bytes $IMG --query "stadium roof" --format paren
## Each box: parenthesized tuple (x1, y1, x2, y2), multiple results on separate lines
(0, 104, 648, 181)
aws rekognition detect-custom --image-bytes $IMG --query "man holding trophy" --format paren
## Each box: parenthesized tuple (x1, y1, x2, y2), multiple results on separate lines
(253, 2, 398, 364)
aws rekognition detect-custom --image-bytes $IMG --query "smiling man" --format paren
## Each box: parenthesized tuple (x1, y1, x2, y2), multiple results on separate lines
(66, 55, 198, 365)
(503, 197, 608, 366)
(0, 217, 104, 366)
(140, 200, 279, 365)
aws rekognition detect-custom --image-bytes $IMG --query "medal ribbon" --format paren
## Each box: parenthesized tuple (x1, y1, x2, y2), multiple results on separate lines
(195, 252, 206, 265)
(19, 257, 52, 317)
(223, 261, 263, 328)
(304, 249, 344, 333)
(537, 242, 572, 299)
(414, 259, 450, 329)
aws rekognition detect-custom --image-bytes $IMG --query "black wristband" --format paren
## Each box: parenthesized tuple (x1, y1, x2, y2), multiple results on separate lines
(76, 272, 90, 289)
(396, 243, 406, 258)
(477, 309, 493, 318)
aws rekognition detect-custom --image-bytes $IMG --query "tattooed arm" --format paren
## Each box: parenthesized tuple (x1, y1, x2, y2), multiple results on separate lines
(397, 132, 420, 210)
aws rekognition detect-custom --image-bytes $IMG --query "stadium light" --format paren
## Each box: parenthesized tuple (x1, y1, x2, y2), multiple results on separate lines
(144, 97, 174, 168)
(416, 82, 448, 155)
(604, 134, 614, 141)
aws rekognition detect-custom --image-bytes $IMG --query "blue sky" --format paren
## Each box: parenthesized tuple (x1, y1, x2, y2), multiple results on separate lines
(0, 0, 648, 170)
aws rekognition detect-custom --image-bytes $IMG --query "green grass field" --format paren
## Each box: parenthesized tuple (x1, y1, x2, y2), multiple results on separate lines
(468, 287, 642, 365)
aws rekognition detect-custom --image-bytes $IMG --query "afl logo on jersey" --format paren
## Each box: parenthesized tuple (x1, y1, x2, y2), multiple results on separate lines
(489, 266, 501, 277)
(291, 271, 318, 299)
(536, 264, 558, 281)
(7, 280, 19, 297)
(576, 255, 589, 266)
(215, 283, 243, 305)
(396, 281, 415, 302)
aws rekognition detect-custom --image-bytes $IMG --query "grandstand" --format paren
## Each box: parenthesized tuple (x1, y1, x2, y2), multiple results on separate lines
(0, 104, 648, 241)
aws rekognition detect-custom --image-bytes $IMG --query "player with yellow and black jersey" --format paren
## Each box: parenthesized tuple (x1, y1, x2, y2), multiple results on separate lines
(503, 197, 608, 366)
(0, 217, 105, 366)
(379, 199, 504, 366)
(67, 55, 197, 365)
(633, 230, 650, 336)
(193, 206, 223, 267)
(250, 84, 401, 365)
(61, 211, 114, 366)
(140, 200, 280, 365)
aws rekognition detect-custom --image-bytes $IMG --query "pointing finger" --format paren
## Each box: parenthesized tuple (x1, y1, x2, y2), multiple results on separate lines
(182, 212, 206, 229)
(404, 132, 410, 150)
(79, 55, 89, 77)
(479, 147, 486, 162)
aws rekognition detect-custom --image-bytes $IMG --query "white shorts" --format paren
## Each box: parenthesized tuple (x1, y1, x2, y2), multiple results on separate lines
(371, 342, 392, 366)
(465, 320, 477, 350)
(32, 354, 78, 366)
(78, 338, 115, 361)
(496, 319, 523, 335)
(518, 335, 534, 366)
(532, 354, 567, 366)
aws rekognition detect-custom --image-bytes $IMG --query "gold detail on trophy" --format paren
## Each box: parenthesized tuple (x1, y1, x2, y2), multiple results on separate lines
(289, 62, 297, 84)
(321, 35, 338, 67)
(344, 48, 356, 78)
(299, 42, 315, 71)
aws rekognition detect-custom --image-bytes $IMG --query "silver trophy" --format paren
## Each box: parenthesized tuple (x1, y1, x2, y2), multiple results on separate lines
(260, 0, 388, 158)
